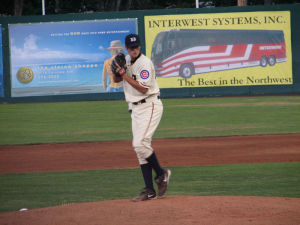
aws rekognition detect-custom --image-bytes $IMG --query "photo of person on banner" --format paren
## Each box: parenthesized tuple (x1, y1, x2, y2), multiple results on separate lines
(102, 40, 125, 92)
(9, 19, 137, 97)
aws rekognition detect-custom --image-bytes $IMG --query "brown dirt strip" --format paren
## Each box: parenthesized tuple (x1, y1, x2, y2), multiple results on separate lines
(0, 133, 300, 174)
(1, 196, 299, 225)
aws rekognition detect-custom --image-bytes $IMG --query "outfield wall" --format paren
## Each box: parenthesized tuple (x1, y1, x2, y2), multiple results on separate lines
(0, 4, 299, 103)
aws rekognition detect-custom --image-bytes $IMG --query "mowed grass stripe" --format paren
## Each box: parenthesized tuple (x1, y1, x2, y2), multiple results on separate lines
(0, 162, 299, 212)
(1, 96, 300, 145)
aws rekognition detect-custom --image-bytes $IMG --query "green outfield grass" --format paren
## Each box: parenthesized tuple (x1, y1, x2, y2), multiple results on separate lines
(0, 162, 299, 213)
(0, 96, 300, 145)
(0, 96, 299, 213)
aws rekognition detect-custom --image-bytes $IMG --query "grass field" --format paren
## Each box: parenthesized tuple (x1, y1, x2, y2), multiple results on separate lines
(0, 162, 299, 212)
(0, 96, 300, 213)
(0, 95, 300, 145)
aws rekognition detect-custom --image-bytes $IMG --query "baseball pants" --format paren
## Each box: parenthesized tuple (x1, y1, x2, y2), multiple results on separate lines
(131, 97, 163, 164)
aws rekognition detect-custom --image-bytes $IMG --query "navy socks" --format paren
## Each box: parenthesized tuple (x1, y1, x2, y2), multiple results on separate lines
(146, 152, 164, 177)
(140, 163, 154, 191)
(140, 152, 164, 191)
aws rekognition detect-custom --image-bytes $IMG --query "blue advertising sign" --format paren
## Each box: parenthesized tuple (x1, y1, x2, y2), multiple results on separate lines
(0, 24, 4, 97)
(9, 19, 137, 97)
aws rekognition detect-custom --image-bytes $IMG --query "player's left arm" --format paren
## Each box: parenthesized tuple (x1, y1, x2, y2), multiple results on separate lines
(121, 73, 148, 94)
(114, 60, 148, 94)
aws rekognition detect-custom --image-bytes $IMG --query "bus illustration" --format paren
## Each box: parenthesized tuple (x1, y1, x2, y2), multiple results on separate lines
(151, 29, 286, 78)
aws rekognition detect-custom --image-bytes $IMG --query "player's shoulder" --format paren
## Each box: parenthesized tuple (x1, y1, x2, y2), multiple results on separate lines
(136, 54, 152, 65)
(140, 54, 150, 61)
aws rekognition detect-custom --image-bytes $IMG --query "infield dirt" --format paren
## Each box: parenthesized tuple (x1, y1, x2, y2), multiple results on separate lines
(0, 134, 300, 225)
(1, 133, 300, 174)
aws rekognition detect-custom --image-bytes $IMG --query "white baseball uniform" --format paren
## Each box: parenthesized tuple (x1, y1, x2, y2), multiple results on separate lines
(123, 54, 163, 164)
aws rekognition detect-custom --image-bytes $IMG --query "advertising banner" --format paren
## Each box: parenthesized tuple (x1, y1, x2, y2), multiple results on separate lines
(9, 19, 137, 97)
(0, 24, 3, 97)
(145, 11, 292, 88)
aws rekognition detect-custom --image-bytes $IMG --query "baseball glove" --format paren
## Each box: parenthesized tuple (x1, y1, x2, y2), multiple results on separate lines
(111, 53, 126, 77)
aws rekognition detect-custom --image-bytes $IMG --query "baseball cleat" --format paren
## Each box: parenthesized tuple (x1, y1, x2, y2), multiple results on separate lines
(155, 169, 171, 197)
(132, 188, 157, 202)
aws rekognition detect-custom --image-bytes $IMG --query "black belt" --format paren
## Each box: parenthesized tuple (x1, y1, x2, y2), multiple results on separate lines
(133, 96, 160, 105)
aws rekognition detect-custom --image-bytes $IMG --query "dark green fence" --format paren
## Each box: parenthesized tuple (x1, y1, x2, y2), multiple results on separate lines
(0, 4, 299, 103)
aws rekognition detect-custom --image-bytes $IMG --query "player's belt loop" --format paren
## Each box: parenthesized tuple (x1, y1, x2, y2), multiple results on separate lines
(133, 99, 146, 105)
(133, 95, 160, 105)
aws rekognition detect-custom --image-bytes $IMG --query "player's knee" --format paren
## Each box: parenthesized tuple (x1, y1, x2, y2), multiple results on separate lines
(137, 156, 147, 165)
(133, 137, 151, 149)
(134, 146, 152, 161)
(132, 140, 142, 149)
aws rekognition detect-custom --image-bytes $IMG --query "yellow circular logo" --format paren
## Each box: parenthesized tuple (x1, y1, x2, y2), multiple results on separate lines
(17, 67, 34, 84)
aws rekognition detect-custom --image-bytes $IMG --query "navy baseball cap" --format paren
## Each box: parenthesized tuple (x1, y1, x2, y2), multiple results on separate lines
(125, 34, 140, 48)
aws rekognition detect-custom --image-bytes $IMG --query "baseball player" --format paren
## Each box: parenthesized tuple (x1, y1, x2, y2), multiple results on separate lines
(111, 34, 171, 202)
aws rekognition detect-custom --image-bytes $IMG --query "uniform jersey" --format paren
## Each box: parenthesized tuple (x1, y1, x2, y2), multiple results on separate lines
(123, 54, 160, 103)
